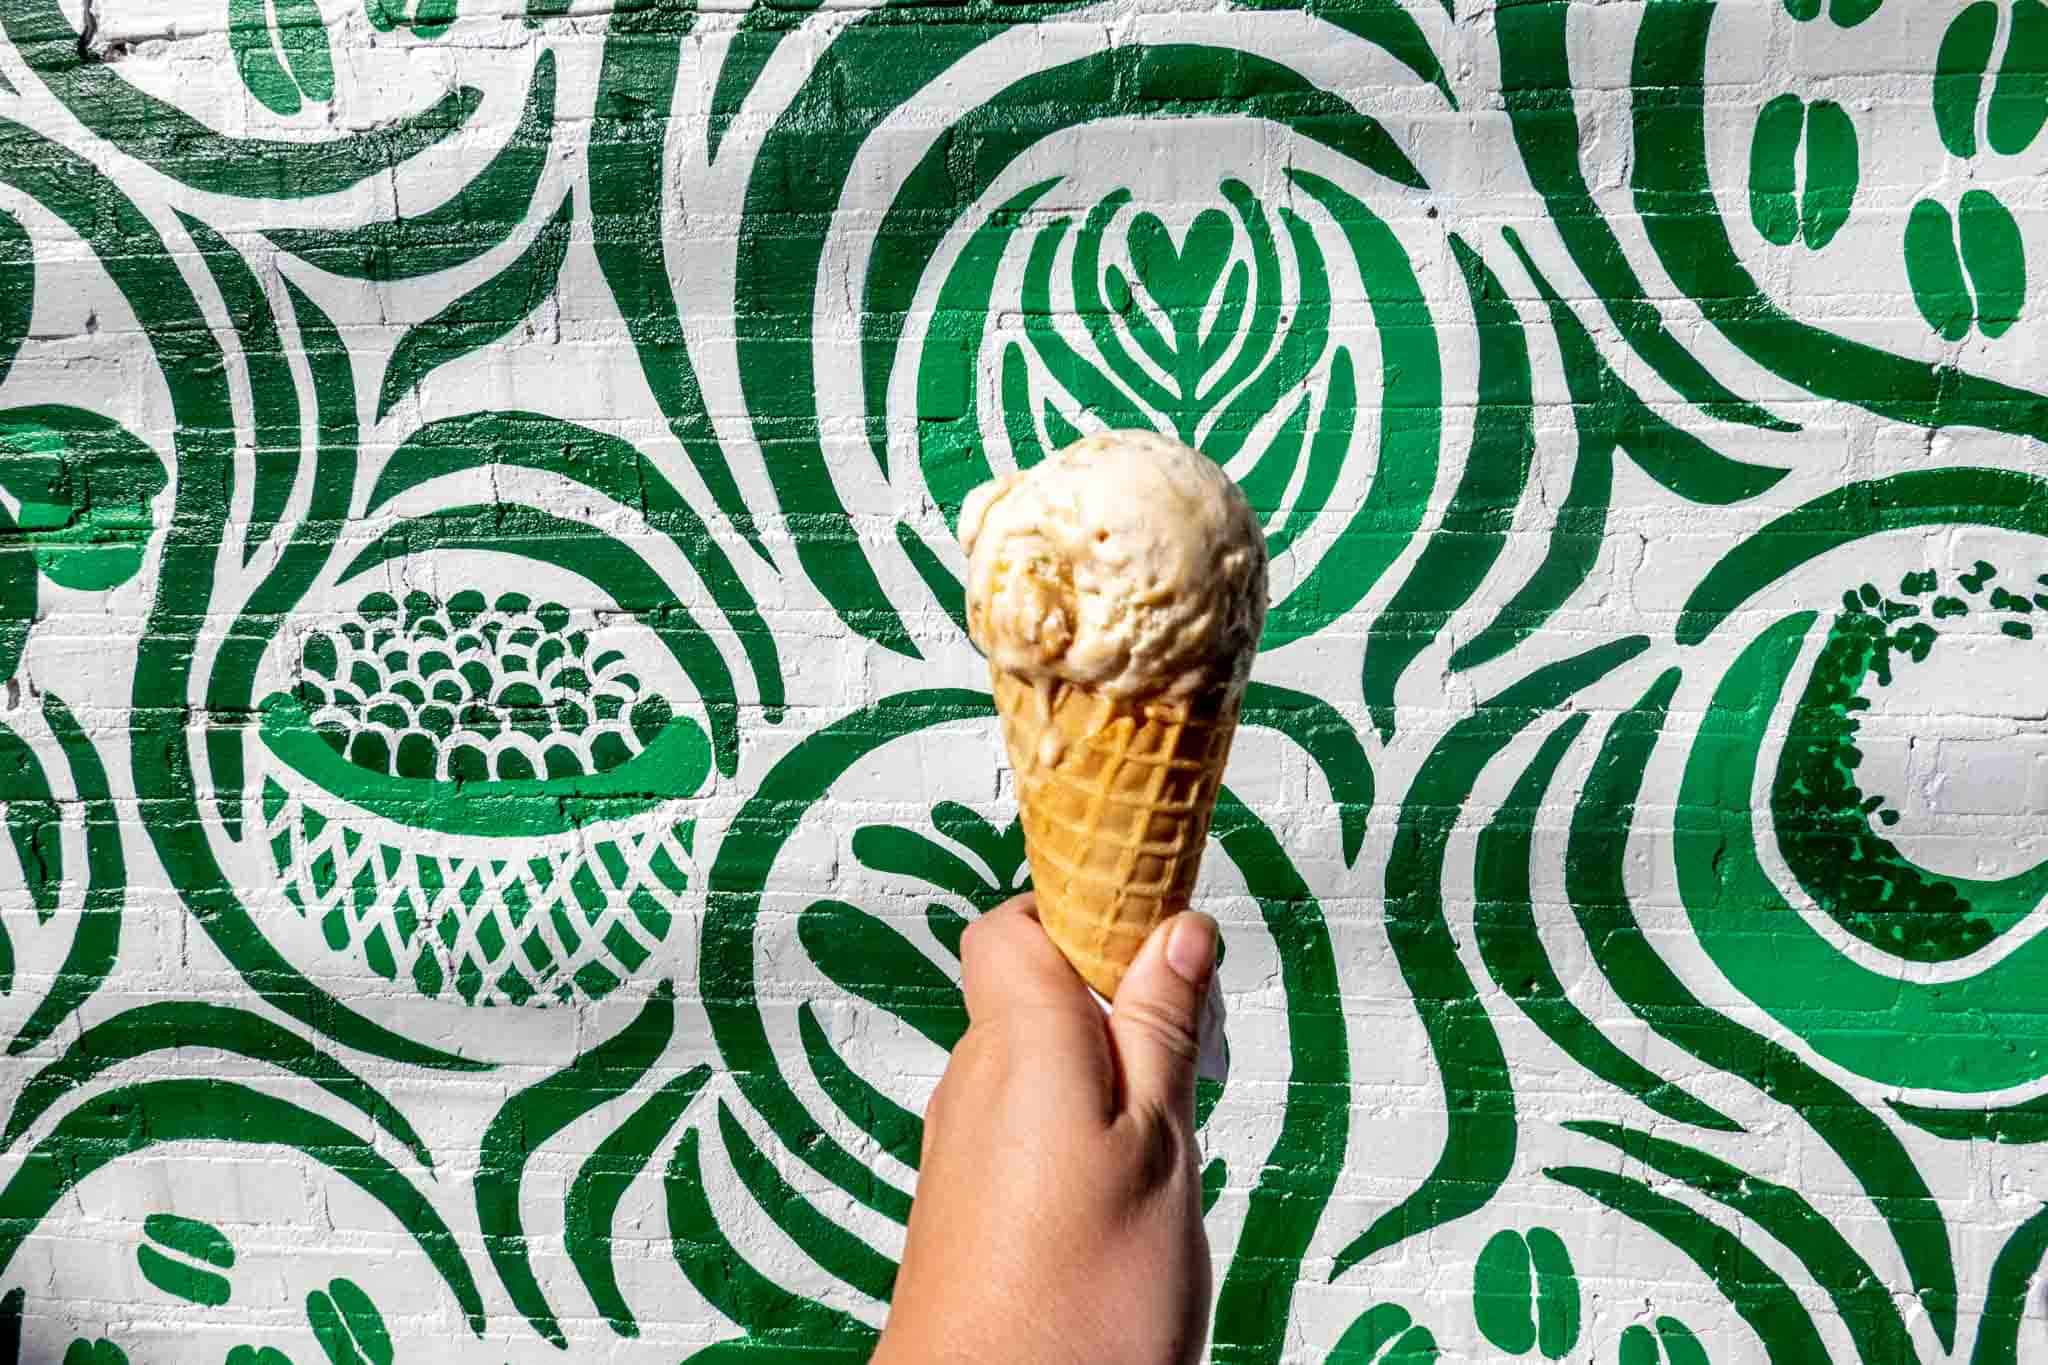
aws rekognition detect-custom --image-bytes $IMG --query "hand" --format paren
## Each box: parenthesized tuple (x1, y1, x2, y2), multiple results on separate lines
(873, 894, 1218, 1365)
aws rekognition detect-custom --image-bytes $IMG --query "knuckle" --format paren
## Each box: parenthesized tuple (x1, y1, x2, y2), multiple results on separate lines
(1119, 1103, 1195, 1190)
(1118, 997, 1200, 1061)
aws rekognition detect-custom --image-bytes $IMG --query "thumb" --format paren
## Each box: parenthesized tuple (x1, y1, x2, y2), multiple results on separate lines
(1107, 911, 1218, 1122)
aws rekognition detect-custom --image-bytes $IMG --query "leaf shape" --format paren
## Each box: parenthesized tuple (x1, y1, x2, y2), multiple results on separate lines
(851, 823, 1004, 909)
(180, 217, 301, 569)
(1937, 3, 1999, 157)
(326, 1279, 391, 1365)
(227, 1348, 294, 1365)
(144, 1213, 234, 1269)
(1331, 1303, 1437, 1363)
(1527, 1227, 1579, 1359)
(716, 1100, 898, 1302)
(664, 1129, 880, 1349)
(931, 800, 1026, 892)
(476, 983, 674, 1347)
(268, 52, 554, 280)
(1799, 99, 1856, 250)
(273, 0, 332, 100)
(0, 714, 58, 925)
(377, 194, 573, 420)
(1959, 189, 2026, 338)
(1748, 94, 1803, 247)
(229, 0, 301, 115)
(565, 1065, 709, 1337)
(798, 899, 965, 1051)
(0, 405, 166, 592)
(1474, 1230, 1536, 1354)
(138, 1242, 230, 1306)
(0, 211, 29, 392)
(1906, 199, 1972, 341)
(1991, 0, 2048, 156)
(8, 692, 122, 1052)
(798, 1001, 923, 1169)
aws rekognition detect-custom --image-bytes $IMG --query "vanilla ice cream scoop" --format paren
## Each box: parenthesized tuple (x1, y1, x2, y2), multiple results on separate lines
(960, 430, 1267, 701)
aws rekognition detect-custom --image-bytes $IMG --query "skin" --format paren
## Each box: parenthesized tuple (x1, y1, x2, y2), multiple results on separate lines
(873, 895, 1218, 1365)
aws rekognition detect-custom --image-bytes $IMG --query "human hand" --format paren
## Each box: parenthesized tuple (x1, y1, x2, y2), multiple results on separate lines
(872, 894, 1218, 1365)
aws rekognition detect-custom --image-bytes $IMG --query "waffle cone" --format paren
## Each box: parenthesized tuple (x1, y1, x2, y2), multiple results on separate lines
(991, 664, 1244, 999)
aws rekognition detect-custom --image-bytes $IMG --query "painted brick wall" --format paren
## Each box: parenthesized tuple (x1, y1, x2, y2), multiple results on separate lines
(0, 0, 2042, 1359)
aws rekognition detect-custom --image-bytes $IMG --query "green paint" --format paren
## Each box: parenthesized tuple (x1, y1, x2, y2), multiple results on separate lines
(1, 3, 2044, 1359)
(1630, 0, 2048, 435)
(0, 211, 28, 393)
(476, 983, 675, 1346)
(8, 693, 124, 1055)
(1678, 611, 2048, 1091)
(228, 1348, 294, 1365)
(1679, 468, 2048, 645)
(180, 217, 301, 571)
(1547, 1167, 1829, 1363)
(1328, 1303, 1440, 1363)
(1473, 1230, 1537, 1354)
(1335, 636, 1648, 1277)
(0, 405, 166, 677)
(377, 194, 573, 420)
(1990, 0, 2048, 154)
(1578, 669, 1959, 1345)
(665, 1129, 879, 1355)
(137, 1244, 231, 1308)
(1473, 1228, 1577, 1358)
(1769, 568, 2048, 964)
(716, 1099, 900, 1303)
(1618, 1319, 1709, 1365)
(0, 1080, 486, 1331)
(1474, 712, 1740, 1132)
(139, 1213, 234, 1306)
(1494, 0, 1795, 433)
(1907, 193, 2024, 340)
(0, 713, 58, 931)
(367, 410, 783, 727)
(268, 52, 556, 281)
(1938, 3, 2000, 156)
(1567, 1122, 1916, 1362)
(591, 0, 767, 559)
(0, 0, 480, 197)
(5, 1001, 433, 1166)
(1365, 236, 1533, 737)
(565, 1065, 710, 1337)
(308, 1278, 392, 1365)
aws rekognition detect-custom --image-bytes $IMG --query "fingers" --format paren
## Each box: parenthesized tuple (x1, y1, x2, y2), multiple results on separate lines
(1107, 912, 1217, 1126)
(958, 893, 1093, 1025)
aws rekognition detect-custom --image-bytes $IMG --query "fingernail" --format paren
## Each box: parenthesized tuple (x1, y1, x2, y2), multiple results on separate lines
(1165, 913, 1218, 988)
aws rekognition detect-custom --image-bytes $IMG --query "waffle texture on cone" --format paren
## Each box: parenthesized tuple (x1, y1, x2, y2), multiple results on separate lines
(961, 430, 1267, 998)
(991, 668, 1243, 998)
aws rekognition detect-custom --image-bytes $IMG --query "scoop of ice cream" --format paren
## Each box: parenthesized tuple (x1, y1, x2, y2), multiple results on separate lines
(959, 430, 1267, 700)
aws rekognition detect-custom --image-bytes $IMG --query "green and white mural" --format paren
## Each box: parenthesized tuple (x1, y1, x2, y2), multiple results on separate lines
(0, 0, 2042, 1357)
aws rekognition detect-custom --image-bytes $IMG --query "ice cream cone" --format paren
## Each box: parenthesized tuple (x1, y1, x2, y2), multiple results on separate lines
(961, 428, 1267, 1001)
(991, 665, 1245, 999)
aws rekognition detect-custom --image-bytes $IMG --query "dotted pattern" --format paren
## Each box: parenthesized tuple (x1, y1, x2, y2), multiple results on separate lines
(291, 589, 669, 783)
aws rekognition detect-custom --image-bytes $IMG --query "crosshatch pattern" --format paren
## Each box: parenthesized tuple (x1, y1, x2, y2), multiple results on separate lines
(995, 668, 1240, 997)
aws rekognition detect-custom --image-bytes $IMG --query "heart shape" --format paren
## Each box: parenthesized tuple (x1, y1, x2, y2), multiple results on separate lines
(1127, 207, 1235, 318)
